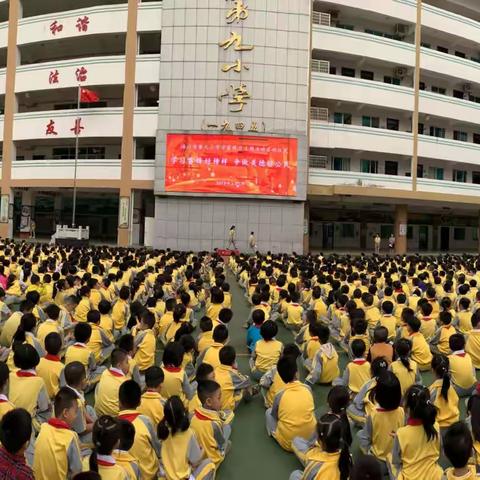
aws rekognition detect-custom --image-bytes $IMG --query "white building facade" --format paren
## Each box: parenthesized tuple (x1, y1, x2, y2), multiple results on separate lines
(0, 0, 479, 252)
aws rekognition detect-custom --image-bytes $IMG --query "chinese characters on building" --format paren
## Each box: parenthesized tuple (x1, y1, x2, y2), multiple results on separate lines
(218, 1, 254, 113)
(45, 119, 85, 137)
(49, 16, 90, 37)
(201, 119, 266, 133)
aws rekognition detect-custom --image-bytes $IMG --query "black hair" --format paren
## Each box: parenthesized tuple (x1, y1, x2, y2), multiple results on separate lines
(282, 343, 301, 359)
(13, 343, 40, 370)
(197, 380, 221, 405)
(394, 338, 413, 372)
(382, 300, 394, 315)
(277, 355, 297, 383)
(141, 310, 156, 329)
(218, 308, 233, 324)
(373, 326, 388, 343)
(0, 362, 8, 391)
(45, 332, 62, 356)
(317, 413, 352, 480)
(195, 363, 214, 382)
(45, 303, 61, 321)
(12, 313, 36, 345)
(119, 380, 141, 410)
(118, 418, 136, 451)
(199, 316, 213, 332)
(252, 309, 265, 326)
(0, 408, 32, 454)
(87, 310, 101, 324)
(212, 324, 229, 343)
(351, 339, 366, 358)
(327, 385, 352, 447)
(449, 333, 465, 352)
(467, 391, 480, 443)
(219, 345, 236, 366)
(110, 348, 128, 368)
(406, 315, 421, 333)
(431, 354, 451, 401)
(371, 357, 389, 378)
(98, 299, 111, 315)
(145, 366, 164, 389)
(443, 421, 473, 469)
(350, 454, 382, 480)
(90, 416, 121, 472)
(157, 396, 190, 440)
(72, 473, 101, 480)
(54, 387, 78, 418)
(260, 320, 278, 341)
(404, 384, 438, 441)
(162, 342, 184, 368)
(370, 371, 401, 410)
(118, 334, 134, 353)
(74, 322, 92, 343)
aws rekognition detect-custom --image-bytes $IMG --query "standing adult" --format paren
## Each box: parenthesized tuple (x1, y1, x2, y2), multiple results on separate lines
(227, 225, 237, 250)
(374, 233, 381, 254)
(388, 234, 396, 253)
(248, 231, 257, 252)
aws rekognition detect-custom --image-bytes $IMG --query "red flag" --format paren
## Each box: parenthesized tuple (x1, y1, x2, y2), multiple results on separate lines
(80, 88, 99, 103)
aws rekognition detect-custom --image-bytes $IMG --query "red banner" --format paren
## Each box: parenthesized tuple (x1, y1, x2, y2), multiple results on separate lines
(165, 134, 298, 196)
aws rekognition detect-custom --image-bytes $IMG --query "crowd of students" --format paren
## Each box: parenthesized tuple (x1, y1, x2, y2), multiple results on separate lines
(0, 244, 479, 479)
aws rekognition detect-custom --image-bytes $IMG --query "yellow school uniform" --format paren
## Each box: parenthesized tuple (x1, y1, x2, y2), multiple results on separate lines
(312, 298, 327, 319)
(349, 334, 371, 353)
(308, 345, 340, 384)
(133, 329, 156, 371)
(75, 297, 91, 322)
(466, 329, 480, 369)
(118, 410, 160, 480)
(456, 310, 472, 334)
(112, 450, 140, 480)
(9, 370, 48, 418)
(379, 315, 397, 340)
(418, 315, 436, 341)
(112, 299, 129, 330)
(33, 419, 82, 480)
(394, 420, 443, 480)
(165, 321, 182, 344)
(65, 343, 93, 369)
(0, 311, 22, 347)
(365, 306, 381, 329)
(347, 359, 371, 394)
(367, 407, 405, 461)
(201, 343, 223, 369)
(253, 339, 283, 373)
(99, 314, 114, 339)
(36, 354, 64, 399)
(436, 325, 456, 355)
(37, 319, 62, 349)
(207, 303, 223, 323)
(197, 331, 214, 354)
(409, 332, 433, 371)
(94, 368, 128, 417)
(161, 366, 189, 406)
(390, 359, 419, 396)
(272, 381, 316, 452)
(93, 458, 128, 480)
(300, 450, 342, 480)
(0, 395, 14, 421)
(214, 364, 250, 411)
(443, 465, 477, 480)
(448, 351, 476, 390)
(285, 303, 303, 328)
(158, 311, 174, 339)
(138, 390, 165, 425)
(429, 379, 459, 428)
(86, 323, 108, 363)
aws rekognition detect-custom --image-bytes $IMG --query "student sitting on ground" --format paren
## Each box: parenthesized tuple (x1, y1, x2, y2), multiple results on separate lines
(448, 333, 477, 397)
(305, 324, 339, 386)
(368, 326, 393, 364)
(250, 321, 283, 381)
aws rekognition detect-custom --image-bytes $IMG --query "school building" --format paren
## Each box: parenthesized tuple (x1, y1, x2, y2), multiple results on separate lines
(0, 0, 478, 253)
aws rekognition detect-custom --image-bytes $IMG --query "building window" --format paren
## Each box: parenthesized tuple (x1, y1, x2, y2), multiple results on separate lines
(407, 226, 413, 239)
(384, 76, 401, 85)
(454, 228, 466, 241)
(431, 86, 446, 95)
(417, 164, 424, 178)
(381, 225, 394, 238)
(341, 67, 355, 77)
(453, 169, 467, 183)
(341, 223, 355, 238)
(385, 161, 398, 176)
(419, 82, 426, 90)
(360, 70, 374, 80)
(332, 157, 350, 171)
(473, 172, 480, 184)
(361, 159, 378, 174)
(454, 130, 468, 142)
(418, 123, 424, 134)
(474, 133, 480, 144)
(428, 167, 444, 180)
(362, 116, 379, 128)
(474, 228, 479, 241)
(329, 66, 337, 74)
(455, 51, 466, 58)
(334, 112, 352, 124)
(421, 42, 431, 48)
(453, 90, 464, 99)
(336, 23, 355, 30)
(429, 126, 445, 138)
(437, 46, 448, 53)
(386, 118, 399, 131)
(52, 147, 106, 160)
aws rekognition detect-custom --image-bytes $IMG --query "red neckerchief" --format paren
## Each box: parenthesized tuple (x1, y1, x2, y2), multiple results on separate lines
(45, 354, 61, 362)
(377, 407, 397, 412)
(407, 418, 422, 426)
(164, 365, 181, 373)
(97, 459, 115, 467)
(194, 409, 210, 421)
(353, 359, 367, 365)
(108, 369, 124, 377)
(16, 371, 36, 377)
(48, 418, 71, 430)
(118, 412, 140, 423)
(455, 352, 466, 357)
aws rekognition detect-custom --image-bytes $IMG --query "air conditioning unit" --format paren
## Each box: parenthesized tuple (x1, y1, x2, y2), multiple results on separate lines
(463, 83, 472, 92)
(394, 67, 408, 78)
(395, 23, 410, 35)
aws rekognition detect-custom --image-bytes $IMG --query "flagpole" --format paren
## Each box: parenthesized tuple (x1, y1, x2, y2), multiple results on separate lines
(72, 84, 81, 228)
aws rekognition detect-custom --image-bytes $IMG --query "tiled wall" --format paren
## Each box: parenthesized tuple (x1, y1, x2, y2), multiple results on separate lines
(154, 0, 311, 251)
(154, 196, 305, 252)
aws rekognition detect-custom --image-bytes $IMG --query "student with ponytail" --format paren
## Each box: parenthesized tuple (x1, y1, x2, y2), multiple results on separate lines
(289, 413, 352, 480)
(89, 415, 129, 480)
(390, 339, 422, 397)
(358, 371, 404, 473)
(11, 313, 45, 361)
(391, 384, 442, 480)
(429, 354, 459, 429)
(157, 396, 215, 480)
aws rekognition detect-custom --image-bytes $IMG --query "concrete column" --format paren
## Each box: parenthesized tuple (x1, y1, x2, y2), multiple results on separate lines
(19, 189, 34, 238)
(395, 205, 408, 255)
(130, 190, 142, 246)
(303, 202, 309, 254)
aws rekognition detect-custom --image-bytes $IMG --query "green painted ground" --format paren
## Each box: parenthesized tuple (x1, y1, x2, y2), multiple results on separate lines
(87, 271, 461, 478)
